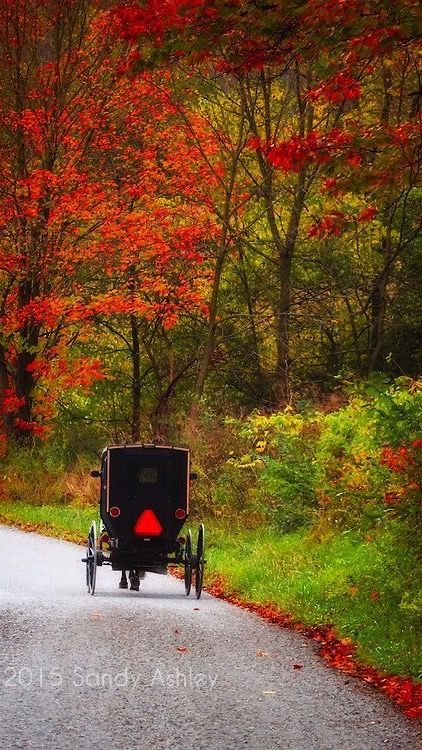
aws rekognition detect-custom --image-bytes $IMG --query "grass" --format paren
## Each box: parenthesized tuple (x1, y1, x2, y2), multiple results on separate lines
(0, 501, 95, 544)
(1, 500, 420, 680)
(205, 522, 422, 680)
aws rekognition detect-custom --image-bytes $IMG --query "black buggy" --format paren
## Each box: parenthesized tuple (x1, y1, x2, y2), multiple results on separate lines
(82, 444, 205, 599)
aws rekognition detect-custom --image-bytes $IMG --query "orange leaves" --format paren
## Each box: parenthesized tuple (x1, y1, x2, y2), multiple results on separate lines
(0, 5, 219, 439)
(1, 390, 26, 414)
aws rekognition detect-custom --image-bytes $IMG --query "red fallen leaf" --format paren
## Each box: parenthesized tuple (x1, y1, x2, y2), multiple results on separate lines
(293, 664, 303, 670)
(404, 706, 422, 719)
(205, 574, 422, 720)
(176, 646, 188, 653)
(370, 590, 380, 601)
(193, 607, 200, 611)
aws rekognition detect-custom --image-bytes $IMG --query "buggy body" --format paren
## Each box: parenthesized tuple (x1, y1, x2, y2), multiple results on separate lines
(83, 443, 205, 598)
(101, 444, 190, 572)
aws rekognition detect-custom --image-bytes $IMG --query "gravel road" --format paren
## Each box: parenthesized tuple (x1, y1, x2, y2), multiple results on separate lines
(0, 525, 420, 750)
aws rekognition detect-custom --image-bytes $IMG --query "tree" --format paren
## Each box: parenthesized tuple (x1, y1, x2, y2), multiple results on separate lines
(0, 1, 217, 444)
(0, 1, 120, 441)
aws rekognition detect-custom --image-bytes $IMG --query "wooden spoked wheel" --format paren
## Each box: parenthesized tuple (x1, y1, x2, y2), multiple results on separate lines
(195, 523, 205, 600)
(86, 521, 97, 596)
(184, 529, 192, 596)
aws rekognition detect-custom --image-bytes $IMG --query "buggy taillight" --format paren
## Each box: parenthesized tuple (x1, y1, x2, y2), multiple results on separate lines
(134, 509, 163, 537)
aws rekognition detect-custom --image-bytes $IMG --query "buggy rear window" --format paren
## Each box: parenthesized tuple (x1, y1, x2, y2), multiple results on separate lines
(138, 467, 158, 484)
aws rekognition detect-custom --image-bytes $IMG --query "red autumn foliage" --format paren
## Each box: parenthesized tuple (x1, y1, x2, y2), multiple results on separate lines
(357, 206, 377, 223)
(258, 129, 354, 173)
(380, 441, 422, 511)
(114, 0, 219, 42)
(0, 1, 220, 441)
(308, 73, 362, 104)
(384, 491, 400, 505)
(205, 576, 422, 720)
(308, 212, 346, 239)
(381, 446, 414, 474)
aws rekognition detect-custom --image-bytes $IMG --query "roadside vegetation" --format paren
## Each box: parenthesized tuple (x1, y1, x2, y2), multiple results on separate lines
(0, 0, 421, 698)
(1, 378, 421, 680)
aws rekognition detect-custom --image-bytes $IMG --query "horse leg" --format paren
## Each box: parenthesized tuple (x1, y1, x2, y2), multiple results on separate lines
(129, 569, 140, 591)
(119, 571, 128, 589)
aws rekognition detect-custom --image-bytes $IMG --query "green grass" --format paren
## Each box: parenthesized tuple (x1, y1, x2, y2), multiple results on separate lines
(206, 522, 422, 679)
(1, 502, 420, 679)
(0, 501, 96, 543)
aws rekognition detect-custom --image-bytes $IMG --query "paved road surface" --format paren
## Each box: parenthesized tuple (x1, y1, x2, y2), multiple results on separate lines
(0, 526, 420, 750)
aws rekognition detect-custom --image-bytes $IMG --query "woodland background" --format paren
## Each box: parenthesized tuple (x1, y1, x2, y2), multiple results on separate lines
(0, 1, 421, 687)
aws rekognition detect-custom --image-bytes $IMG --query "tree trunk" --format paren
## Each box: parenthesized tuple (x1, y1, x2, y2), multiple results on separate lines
(274, 252, 293, 404)
(237, 247, 267, 404)
(151, 393, 171, 445)
(0, 343, 13, 439)
(277, 168, 307, 402)
(188, 94, 246, 433)
(189, 248, 227, 428)
(241, 67, 310, 408)
(13, 279, 40, 443)
(130, 315, 141, 442)
(368, 272, 388, 372)
(367, 69, 394, 374)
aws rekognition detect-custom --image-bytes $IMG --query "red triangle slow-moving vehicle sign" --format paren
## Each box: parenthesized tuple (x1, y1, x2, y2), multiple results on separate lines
(134, 509, 163, 537)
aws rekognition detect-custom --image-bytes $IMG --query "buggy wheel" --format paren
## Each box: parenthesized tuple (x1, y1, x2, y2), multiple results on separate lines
(184, 529, 192, 596)
(86, 521, 97, 596)
(195, 523, 205, 600)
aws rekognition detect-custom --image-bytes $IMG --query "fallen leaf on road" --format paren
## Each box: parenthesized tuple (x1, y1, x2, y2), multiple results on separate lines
(193, 607, 200, 611)
(177, 646, 188, 653)
(292, 664, 303, 670)
(256, 650, 269, 657)
(206, 575, 422, 719)
(91, 613, 103, 620)
(405, 706, 422, 719)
